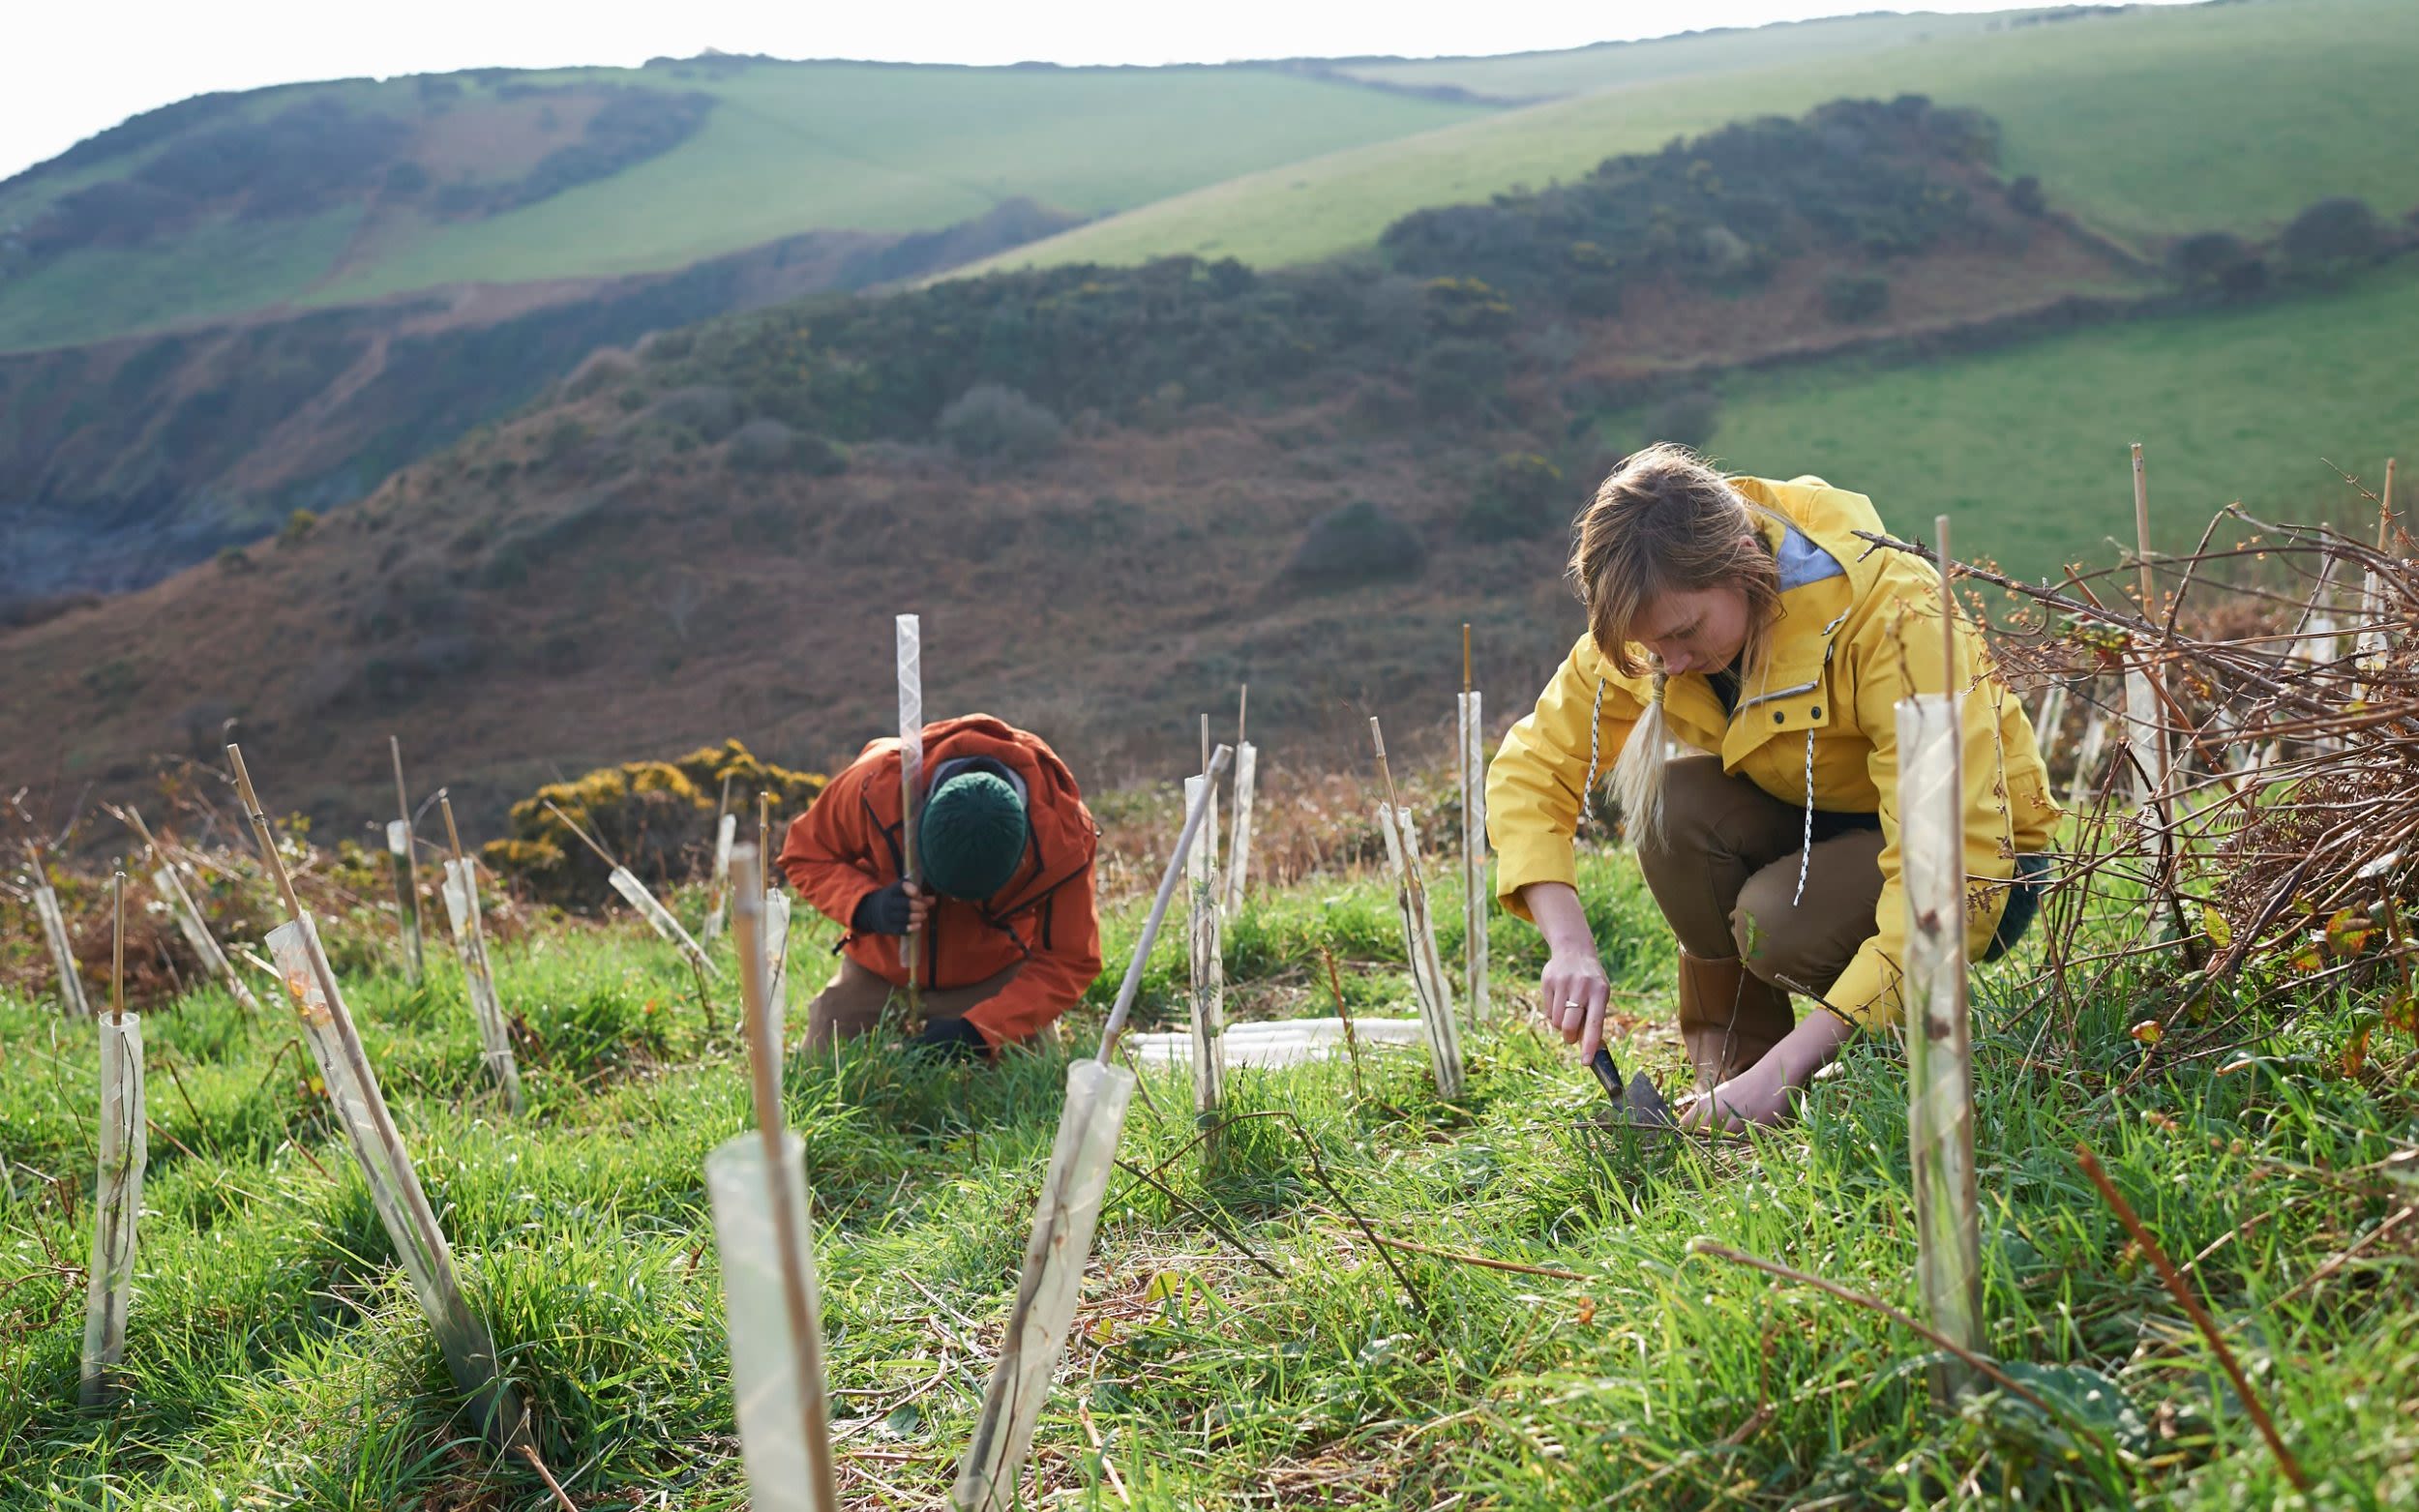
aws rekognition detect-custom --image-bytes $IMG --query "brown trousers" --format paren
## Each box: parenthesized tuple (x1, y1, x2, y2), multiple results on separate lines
(803, 959, 1024, 1049)
(1634, 756, 1886, 1002)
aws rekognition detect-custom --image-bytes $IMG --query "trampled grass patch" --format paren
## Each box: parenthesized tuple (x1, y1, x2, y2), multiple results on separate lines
(2, 850, 2410, 1506)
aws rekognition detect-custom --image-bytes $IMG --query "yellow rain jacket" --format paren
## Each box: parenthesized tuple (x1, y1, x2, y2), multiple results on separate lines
(1486, 474, 2060, 1032)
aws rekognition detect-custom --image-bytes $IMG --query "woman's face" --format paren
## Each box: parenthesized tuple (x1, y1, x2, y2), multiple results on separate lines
(1633, 580, 1752, 678)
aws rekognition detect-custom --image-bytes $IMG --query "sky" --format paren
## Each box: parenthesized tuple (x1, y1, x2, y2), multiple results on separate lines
(3, 1, 2198, 185)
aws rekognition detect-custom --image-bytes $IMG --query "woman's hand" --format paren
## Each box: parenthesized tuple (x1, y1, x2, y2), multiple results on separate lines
(1522, 882, 1612, 1061)
(1677, 1009, 1855, 1133)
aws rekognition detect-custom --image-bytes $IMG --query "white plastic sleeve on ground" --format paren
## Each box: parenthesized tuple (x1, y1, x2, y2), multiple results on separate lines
(33, 884, 89, 1017)
(707, 1130, 836, 1512)
(1894, 694, 1983, 1374)
(952, 1060, 1138, 1512)
(1185, 775, 1225, 1117)
(610, 866, 721, 977)
(1224, 742, 1257, 912)
(1127, 1016, 1425, 1067)
(266, 915, 527, 1446)
(1380, 802, 1465, 1099)
(79, 1011, 145, 1405)
(762, 888, 792, 1052)
(441, 860, 523, 1113)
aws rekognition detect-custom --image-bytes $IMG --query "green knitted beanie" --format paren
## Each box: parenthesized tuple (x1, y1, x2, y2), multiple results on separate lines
(918, 772, 1028, 900)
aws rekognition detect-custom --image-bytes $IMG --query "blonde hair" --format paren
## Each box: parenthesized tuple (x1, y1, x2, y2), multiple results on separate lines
(1568, 443, 1781, 838)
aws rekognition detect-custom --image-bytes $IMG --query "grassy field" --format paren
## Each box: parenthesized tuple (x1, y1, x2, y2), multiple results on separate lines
(314, 64, 1491, 304)
(0, 61, 1488, 350)
(1684, 258, 2419, 581)
(4, 827, 2409, 1506)
(974, 0, 2419, 274)
(1334, 8, 2005, 99)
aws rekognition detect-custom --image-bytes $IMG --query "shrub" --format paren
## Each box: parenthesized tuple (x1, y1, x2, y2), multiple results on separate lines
(278, 508, 318, 547)
(484, 740, 827, 905)
(2166, 230, 2267, 296)
(2279, 197, 2386, 272)
(1821, 272, 1891, 323)
(1284, 501, 1427, 587)
(647, 384, 743, 442)
(216, 545, 255, 573)
(1463, 453, 1568, 542)
(2006, 175, 2046, 216)
(564, 346, 637, 400)
(938, 382, 1063, 466)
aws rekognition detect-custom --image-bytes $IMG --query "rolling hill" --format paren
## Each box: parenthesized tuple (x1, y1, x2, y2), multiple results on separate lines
(969, 0, 2419, 274)
(0, 58, 1491, 353)
(6, 94, 2409, 831)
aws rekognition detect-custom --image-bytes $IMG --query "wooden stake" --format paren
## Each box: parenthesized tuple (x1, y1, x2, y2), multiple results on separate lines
(732, 845, 841, 1510)
(1096, 747, 1231, 1061)
(228, 744, 528, 1449)
(26, 840, 89, 1018)
(1371, 718, 1464, 1096)
(120, 805, 260, 1015)
(389, 737, 425, 987)
(110, 872, 124, 1023)
(438, 792, 522, 1113)
(2131, 442, 2156, 619)
(2076, 1144, 2307, 1490)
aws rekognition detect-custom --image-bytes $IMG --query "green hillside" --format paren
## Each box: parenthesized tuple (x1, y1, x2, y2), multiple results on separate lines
(1334, 7, 2007, 98)
(0, 60, 1488, 351)
(1693, 260, 2419, 579)
(973, 0, 2419, 274)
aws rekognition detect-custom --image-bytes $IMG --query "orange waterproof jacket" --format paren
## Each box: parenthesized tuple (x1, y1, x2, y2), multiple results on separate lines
(778, 715, 1102, 1048)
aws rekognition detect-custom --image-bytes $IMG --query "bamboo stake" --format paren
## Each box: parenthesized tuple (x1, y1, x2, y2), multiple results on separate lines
(1458, 623, 1490, 1025)
(229, 745, 529, 1449)
(706, 846, 840, 1512)
(1370, 719, 1465, 1097)
(388, 737, 425, 987)
(79, 871, 144, 1407)
(955, 751, 1223, 1512)
(438, 795, 523, 1114)
(1198, 714, 1218, 877)
(1224, 686, 1257, 911)
(25, 840, 91, 1018)
(120, 807, 260, 1015)
(1185, 773, 1227, 1147)
(897, 614, 925, 1011)
(759, 790, 791, 1050)
(1897, 517, 1982, 1403)
(703, 773, 736, 941)
(2075, 1144, 2308, 1491)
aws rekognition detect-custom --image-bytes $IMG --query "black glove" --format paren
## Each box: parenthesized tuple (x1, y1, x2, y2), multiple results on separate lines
(851, 880, 912, 935)
(905, 1015, 989, 1062)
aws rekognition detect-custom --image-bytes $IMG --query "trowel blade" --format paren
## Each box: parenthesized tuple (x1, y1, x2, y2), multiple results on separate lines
(1623, 1071, 1674, 1128)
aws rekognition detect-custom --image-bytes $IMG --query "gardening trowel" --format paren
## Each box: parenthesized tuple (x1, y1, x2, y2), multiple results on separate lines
(1588, 1044, 1674, 1129)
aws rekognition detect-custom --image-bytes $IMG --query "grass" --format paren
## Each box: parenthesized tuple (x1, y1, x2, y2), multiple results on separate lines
(1334, 8, 2006, 99)
(973, 0, 2419, 274)
(0, 207, 363, 354)
(3, 831, 2410, 1508)
(1687, 258, 2419, 581)
(316, 64, 1489, 304)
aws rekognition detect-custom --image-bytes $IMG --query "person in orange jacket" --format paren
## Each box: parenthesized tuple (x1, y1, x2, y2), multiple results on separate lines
(778, 714, 1102, 1058)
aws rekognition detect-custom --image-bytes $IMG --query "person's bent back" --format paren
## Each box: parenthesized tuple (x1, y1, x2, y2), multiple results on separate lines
(778, 714, 1102, 1059)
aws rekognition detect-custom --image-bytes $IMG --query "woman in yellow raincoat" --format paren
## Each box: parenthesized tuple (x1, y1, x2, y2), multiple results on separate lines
(1485, 445, 2060, 1129)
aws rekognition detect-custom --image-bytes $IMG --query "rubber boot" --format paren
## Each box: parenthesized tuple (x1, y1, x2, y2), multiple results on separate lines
(1676, 950, 1795, 1091)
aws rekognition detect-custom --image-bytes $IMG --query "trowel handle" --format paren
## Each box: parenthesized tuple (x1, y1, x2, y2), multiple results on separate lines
(1587, 1044, 1627, 1103)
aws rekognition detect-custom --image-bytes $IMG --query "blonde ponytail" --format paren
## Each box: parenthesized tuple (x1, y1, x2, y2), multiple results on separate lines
(1610, 672, 1670, 842)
